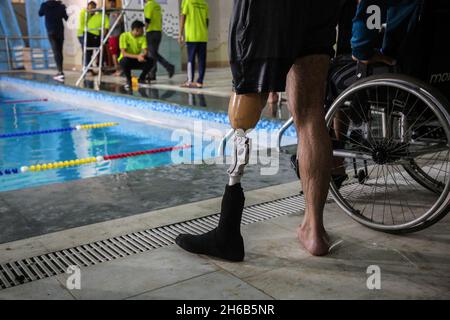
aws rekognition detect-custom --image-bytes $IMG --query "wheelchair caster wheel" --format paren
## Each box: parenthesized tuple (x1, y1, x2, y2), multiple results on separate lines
(357, 169, 367, 184)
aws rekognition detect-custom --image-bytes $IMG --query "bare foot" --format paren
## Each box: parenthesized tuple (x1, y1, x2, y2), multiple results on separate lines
(297, 224, 330, 256)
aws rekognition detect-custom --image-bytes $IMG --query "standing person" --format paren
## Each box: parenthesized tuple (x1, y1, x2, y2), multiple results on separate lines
(77, 1, 96, 52)
(144, 0, 175, 81)
(108, 0, 123, 76)
(38, 0, 68, 81)
(85, 10, 110, 75)
(178, 0, 209, 88)
(176, 0, 340, 261)
(118, 20, 152, 90)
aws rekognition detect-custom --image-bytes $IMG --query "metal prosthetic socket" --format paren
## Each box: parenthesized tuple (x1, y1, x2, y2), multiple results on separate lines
(228, 129, 251, 186)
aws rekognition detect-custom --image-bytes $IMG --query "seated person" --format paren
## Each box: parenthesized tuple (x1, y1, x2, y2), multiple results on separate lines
(351, 0, 421, 65)
(118, 20, 152, 89)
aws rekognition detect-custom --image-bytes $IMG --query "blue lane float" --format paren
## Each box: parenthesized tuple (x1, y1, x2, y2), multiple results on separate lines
(0, 122, 119, 139)
(0, 168, 20, 176)
(0, 127, 75, 139)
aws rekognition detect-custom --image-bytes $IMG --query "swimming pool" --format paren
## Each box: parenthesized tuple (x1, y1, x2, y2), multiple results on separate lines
(0, 95, 219, 193)
(0, 76, 297, 193)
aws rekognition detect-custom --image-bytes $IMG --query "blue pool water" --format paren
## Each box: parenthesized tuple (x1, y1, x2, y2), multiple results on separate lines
(0, 95, 217, 193)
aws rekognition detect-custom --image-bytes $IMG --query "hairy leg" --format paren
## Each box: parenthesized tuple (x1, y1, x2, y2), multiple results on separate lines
(287, 55, 332, 256)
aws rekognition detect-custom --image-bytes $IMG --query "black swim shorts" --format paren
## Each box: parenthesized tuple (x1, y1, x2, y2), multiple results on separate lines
(229, 0, 340, 94)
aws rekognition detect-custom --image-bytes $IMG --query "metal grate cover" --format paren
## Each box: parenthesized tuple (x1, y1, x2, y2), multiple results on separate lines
(0, 193, 307, 290)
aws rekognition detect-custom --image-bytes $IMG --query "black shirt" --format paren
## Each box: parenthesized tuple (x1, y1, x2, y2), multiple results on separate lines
(39, 0, 68, 35)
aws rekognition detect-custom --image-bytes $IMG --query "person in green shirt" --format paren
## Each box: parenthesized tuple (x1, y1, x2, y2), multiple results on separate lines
(78, 1, 96, 67)
(77, 1, 96, 46)
(178, 0, 209, 88)
(144, 0, 175, 81)
(119, 20, 152, 90)
(84, 9, 110, 73)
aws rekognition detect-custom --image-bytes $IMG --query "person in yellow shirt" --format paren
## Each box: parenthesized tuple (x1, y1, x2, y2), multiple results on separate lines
(118, 20, 151, 90)
(77, 1, 96, 66)
(85, 9, 110, 74)
(77, 1, 96, 48)
(144, 0, 175, 81)
(178, 0, 209, 88)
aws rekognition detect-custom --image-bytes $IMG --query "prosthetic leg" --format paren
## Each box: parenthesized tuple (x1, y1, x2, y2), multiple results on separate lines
(175, 93, 266, 262)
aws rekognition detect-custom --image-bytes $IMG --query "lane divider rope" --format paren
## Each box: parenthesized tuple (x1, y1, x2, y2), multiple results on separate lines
(1, 99, 48, 105)
(0, 108, 78, 118)
(0, 144, 192, 175)
(0, 122, 119, 139)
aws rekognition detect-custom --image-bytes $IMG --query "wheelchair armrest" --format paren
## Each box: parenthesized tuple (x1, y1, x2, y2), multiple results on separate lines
(356, 61, 399, 79)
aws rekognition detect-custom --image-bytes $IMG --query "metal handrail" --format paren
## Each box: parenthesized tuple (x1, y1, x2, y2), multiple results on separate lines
(0, 35, 53, 70)
(276, 117, 294, 152)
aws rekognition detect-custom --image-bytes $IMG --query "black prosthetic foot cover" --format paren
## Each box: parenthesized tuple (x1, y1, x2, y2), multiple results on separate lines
(175, 184, 245, 262)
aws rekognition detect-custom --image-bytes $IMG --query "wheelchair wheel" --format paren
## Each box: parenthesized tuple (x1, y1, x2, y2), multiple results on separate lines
(403, 158, 446, 194)
(326, 74, 450, 233)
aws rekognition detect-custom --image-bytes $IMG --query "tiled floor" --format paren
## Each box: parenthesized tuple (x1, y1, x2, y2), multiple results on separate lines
(1, 184, 449, 300)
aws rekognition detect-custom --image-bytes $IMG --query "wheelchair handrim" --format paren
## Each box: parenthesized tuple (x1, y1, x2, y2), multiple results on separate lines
(326, 77, 450, 231)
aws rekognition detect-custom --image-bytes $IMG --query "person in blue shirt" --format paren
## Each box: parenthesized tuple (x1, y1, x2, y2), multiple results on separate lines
(351, 0, 421, 65)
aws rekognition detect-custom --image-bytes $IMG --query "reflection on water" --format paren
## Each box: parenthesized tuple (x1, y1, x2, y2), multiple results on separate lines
(5, 72, 292, 121)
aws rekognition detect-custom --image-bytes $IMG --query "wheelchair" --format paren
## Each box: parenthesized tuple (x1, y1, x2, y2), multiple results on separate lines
(327, 71, 450, 233)
(323, 4, 450, 233)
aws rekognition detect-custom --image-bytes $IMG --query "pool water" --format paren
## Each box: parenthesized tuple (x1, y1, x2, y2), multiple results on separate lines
(0, 95, 218, 193)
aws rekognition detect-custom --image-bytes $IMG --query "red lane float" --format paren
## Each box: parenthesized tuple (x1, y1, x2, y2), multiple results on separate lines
(19, 144, 193, 173)
(103, 144, 192, 160)
(2, 98, 48, 105)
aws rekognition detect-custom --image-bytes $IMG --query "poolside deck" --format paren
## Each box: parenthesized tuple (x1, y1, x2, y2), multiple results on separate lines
(0, 179, 449, 300)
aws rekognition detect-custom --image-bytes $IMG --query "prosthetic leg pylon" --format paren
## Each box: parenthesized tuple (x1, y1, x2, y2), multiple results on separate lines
(175, 129, 251, 262)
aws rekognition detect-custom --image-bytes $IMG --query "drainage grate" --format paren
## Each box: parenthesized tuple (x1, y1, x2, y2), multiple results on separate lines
(0, 193, 307, 290)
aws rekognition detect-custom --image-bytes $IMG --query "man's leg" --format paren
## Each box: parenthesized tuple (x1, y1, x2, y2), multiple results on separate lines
(176, 93, 267, 262)
(48, 33, 63, 73)
(138, 58, 153, 81)
(55, 35, 64, 73)
(153, 31, 175, 76)
(85, 33, 95, 68)
(119, 57, 133, 86)
(197, 42, 207, 85)
(146, 31, 158, 79)
(186, 42, 196, 83)
(286, 54, 332, 256)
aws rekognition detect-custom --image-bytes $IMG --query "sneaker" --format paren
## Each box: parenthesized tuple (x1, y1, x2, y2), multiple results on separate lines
(138, 78, 150, 86)
(168, 65, 175, 78)
(124, 82, 132, 91)
(53, 72, 65, 81)
(180, 81, 197, 88)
